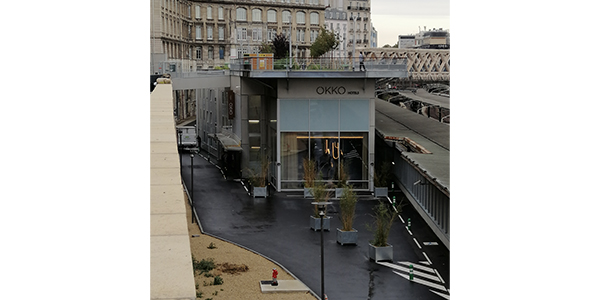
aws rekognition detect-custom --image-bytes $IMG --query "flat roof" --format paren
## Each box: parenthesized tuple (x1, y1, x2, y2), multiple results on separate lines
(396, 89, 450, 109)
(375, 100, 449, 192)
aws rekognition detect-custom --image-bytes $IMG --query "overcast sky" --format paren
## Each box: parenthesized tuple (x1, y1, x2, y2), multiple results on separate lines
(370, 0, 450, 46)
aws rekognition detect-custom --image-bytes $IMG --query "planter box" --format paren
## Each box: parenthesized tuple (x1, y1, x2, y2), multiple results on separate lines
(310, 215, 331, 231)
(368, 243, 393, 262)
(374, 187, 388, 198)
(304, 188, 313, 198)
(336, 228, 358, 245)
(335, 188, 344, 199)
(253, 186, 267, 198)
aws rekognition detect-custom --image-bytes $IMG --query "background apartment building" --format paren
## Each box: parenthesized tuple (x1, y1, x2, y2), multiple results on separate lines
(151, 0, 327, 73)
(323, 0, 374, 58)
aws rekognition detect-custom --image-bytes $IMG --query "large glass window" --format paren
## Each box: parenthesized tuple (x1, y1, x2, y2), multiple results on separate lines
(279, 99, 370, 189)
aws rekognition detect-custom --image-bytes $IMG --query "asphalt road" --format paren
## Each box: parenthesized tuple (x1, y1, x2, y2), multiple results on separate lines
(181, 152, 450, 299)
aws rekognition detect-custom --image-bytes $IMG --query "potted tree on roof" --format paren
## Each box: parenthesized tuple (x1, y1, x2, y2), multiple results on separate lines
(336, 184, 358, 245)
(367, 200, 396, 262)
(248, 155, 270, 198)
(374, 163, 391, 198)
(310, 175, 332, 231)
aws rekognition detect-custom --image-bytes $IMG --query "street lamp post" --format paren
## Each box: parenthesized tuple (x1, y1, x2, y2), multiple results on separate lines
(288, 14, 292, 71)
(352, 15, 357, 70)
(190, 152, 195, 224)
(312, 201, 332, 300)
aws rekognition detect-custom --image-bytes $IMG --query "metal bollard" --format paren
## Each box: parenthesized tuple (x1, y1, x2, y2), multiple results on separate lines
(407, 218, 411, 230)
(392, 196, 396, 207)
(409, 264, 414, 281)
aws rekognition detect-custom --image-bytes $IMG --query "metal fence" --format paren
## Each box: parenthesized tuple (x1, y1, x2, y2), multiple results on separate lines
(228, 57, 407, 72)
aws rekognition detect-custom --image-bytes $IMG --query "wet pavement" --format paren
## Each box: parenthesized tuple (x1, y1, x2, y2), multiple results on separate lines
(181, 152, 450, 299)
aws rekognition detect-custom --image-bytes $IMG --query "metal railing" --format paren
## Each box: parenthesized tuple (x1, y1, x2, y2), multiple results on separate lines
(228, 57, 407, 72)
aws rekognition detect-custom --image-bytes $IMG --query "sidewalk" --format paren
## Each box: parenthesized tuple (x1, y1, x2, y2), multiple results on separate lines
(181, 152, 449, 299)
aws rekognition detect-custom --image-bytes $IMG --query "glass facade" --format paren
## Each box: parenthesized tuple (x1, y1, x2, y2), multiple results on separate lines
(279, 99, 370, 190)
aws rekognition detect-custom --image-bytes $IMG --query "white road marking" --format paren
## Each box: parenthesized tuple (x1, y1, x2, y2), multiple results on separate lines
(413, 238, 422, 249)
(398, 215, 405, 223)
(430, 289, 450, 299)
(406, 226, 413, 235)
(397, 261, 435, 273)
(423, 242, 438, 246)
(378, 262, 440, 282)
(434, 269, 445, 284)
(419, 261, 431, 265)
(423, 252, 432, 265)
(392, 271, 447, 291)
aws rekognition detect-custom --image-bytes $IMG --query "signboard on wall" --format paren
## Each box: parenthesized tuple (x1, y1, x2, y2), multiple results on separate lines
(227, 90, 235, 119)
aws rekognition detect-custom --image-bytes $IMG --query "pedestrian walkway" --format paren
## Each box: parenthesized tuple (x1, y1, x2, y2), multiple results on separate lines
(150, 83, 196, 300)
(181, 151, 450, 299)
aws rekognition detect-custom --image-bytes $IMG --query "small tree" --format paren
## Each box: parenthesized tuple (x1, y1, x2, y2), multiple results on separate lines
(310, 27, 339, 58)
(259, 42, 274, 54)
(368, 201, 395, 247)
(374, 163, 391, 187)
(339, 185, 357, 231)
(272, 33, 289, 59)
(311, 174, 331, 217)
(303, 158, 316, 188)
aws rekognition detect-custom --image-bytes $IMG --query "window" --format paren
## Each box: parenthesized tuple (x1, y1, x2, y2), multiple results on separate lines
(310, 12, 319, 25)
(195, 26, 202, 40)
(296, 11, 305, 24)
(282, 10, 291, 23)
(237, 27, 248, 41)
(187, 5, 191, 18)
(207, 6, 213, 19)
(207, 25, 213, 40)
(252, 9, 262, 22)
(310, 29, 318, 42)
(195, 5, 201, 19)
(267, 9, 277, 22)
(218, 7, 224, 20)
(196, 46, 202, 60)
(297, 29, 305, 42)
(267, 28, 277, 41)
(218, 26, 224, 40)
(208, 46, 214, 59)
(219, 46, 225, 59)
(236, 8, 247, 21)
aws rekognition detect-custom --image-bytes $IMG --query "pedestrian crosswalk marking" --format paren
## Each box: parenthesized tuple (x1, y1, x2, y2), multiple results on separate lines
(430, 289, 450, 299)
(392, 271, 447, 291)
(378, 262, 439, 282)
(379, 261, 450, 299)
(397, 261, 434, 273)
(423, 242, 438, 246)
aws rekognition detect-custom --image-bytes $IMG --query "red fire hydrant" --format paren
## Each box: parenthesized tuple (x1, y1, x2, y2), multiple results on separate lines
(271, 268, 279, 286)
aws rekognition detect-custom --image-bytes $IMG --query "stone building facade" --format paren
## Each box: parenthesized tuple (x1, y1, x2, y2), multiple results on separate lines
(151, 0, 328, 73)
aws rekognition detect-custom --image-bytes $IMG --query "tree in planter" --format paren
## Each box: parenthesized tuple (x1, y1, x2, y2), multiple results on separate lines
(337, 184, 358, 245)
(246, 155, 270, 197)
(339, 185, 357, 231)
(374, 163, 391, 188)
(303, 157, 316, 188)
(310, 27, 340, 58)
(336, 162, 349, 188)
(311, 175, 331, 217)
(272, 33, 289, 60)
(367, 201, 395, 247)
